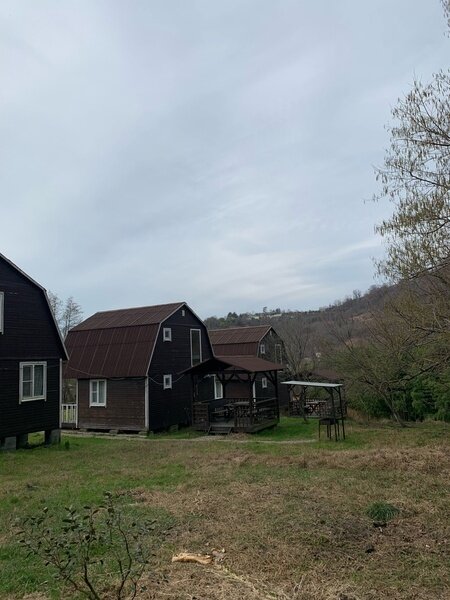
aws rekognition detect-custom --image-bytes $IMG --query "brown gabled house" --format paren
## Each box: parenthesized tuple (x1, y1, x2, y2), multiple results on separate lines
(0, 252, 68, 450)
(64, 302, 213, 432)
(209, 325, 284, 364)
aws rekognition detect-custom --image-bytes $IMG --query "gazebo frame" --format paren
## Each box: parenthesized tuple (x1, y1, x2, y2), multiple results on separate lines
(282, 381, 346, 441)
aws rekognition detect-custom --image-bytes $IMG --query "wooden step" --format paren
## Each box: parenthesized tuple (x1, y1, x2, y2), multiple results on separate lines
(208, 425, 233, 435)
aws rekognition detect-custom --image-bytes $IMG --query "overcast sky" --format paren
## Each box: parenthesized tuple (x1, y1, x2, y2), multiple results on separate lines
(1, 1, 448, 319)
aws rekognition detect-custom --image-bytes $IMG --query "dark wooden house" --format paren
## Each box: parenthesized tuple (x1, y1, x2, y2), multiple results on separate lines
(0, 253, 68, 450)
(208, 325, 285, 403)
(64, 302, 213, 432)
(209, 325, 284, 363)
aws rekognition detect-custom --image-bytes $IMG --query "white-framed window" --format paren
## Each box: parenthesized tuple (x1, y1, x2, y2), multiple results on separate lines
(260, 342, 266, 355)
(190, 329, 202, 366)
(163, 327, 172, 342)
(181, 309, 186, 317)
(275, 343, 282, 364)
(163, 374, 172, 389)
(214, 376, 223, 400)
(89, 379, 107, 407)
(0, 291, 4, 334)
(262, 377, 268, 389)
(19, 362, 47, 402)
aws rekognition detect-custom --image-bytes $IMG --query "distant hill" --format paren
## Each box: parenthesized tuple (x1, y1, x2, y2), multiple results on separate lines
(204, 283, 395, 373)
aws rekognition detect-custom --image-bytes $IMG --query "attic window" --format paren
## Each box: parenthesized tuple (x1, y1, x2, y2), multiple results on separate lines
(163, 327, 172, 342)
(262, 377, 268, 389)
(260, 343, 266, 355)
(0, 292, 3, 334)
(163, 374, 172, 389)
(181, 309, 186, 317)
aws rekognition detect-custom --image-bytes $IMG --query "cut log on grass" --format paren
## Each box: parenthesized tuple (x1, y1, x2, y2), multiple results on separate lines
(172, 552, 213, 565)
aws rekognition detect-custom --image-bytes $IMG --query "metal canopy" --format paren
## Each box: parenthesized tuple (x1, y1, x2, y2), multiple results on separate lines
(282, 381, 342, 388)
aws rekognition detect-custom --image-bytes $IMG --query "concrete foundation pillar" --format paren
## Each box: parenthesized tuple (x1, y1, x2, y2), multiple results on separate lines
(1, 436, 17, 451)
(45, 429, 61, 445)
(16, 434, 28, 449)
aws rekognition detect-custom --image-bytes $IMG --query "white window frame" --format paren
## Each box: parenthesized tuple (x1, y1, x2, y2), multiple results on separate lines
(163, 374, 172, 390)
(181, 309, 186, 317)
(260, 342, 266, 355)
(19, 362, 47, 402)
(214, 376, 223, 400)
(89, 379, 107, 407)
(0, 292, 3, 334)
(262, 377, 268, 389)
(190, 329, 202, 366)
(163, 327, 172, 342)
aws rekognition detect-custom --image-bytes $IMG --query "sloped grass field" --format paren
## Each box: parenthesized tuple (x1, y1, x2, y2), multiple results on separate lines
(0, 419, 449, 599)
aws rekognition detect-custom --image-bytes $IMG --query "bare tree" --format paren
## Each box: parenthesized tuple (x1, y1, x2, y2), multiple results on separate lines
(48, 291, 83, 339)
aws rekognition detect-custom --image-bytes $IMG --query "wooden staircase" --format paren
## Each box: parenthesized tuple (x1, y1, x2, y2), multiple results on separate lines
(207, 424, 233, 435)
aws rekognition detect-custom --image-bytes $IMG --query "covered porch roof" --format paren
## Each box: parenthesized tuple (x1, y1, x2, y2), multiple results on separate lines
(182, 355, 284, 376)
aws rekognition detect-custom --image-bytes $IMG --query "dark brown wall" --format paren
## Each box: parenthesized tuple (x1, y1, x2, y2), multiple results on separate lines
(148, 306, 213, 430)
(0, 358, 61, 438)
(0, 258, 65, 438)
(77, 378, 146, 431)
(258, 329, 285, 364)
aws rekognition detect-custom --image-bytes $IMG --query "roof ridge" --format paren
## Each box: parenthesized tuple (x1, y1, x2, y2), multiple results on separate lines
(91, 301, 185, 316)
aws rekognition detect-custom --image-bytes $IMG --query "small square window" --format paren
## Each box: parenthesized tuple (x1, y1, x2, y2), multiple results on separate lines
(163, 374, 172, 389)
(163, 327, 172, 341)
(90, 380, 107, 407)
(260, 343, 266, 355)
(262, 377, 268, 389)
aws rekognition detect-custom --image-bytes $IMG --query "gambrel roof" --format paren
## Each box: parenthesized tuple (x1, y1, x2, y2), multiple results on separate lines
(208, 325, 274, 356)
(65, 302, 186, 378)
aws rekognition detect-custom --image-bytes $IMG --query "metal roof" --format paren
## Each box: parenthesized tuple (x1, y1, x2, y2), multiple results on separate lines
(72, 302, 184, 331)
(282, 381, 343, 388)
(209, 325, 272, 346)
(65, 302, 185, 378)
(182, 355, 284, 376)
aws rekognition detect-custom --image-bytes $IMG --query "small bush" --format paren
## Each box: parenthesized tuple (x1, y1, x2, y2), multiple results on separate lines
(19, 491, 164, 599)
(366, 501, 400, 523)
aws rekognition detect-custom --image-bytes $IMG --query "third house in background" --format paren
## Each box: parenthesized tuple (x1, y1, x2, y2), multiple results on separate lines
(208, 325, 285, 400)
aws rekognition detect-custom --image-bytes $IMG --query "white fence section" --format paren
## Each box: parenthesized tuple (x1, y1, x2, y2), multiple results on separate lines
(61, 403, 78, 426)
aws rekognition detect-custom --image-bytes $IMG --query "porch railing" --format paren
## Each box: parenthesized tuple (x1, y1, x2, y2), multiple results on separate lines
(61, 403, 78, 426)
(193, 397, 278, 431)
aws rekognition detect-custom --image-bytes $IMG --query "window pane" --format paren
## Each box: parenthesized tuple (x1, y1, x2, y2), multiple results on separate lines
(22, 381, 32, 398)
(22, 365, 32, 383)
(34, 365, 44, 396)
(98, 381, 106, 404)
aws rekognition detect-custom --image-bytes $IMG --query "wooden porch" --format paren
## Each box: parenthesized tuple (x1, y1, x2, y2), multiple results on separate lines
(183, 355, 284, 435)
(193, 396, 279, 434)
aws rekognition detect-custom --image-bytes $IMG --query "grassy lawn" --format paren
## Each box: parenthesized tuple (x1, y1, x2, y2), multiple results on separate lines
(0, 419, 449, 599)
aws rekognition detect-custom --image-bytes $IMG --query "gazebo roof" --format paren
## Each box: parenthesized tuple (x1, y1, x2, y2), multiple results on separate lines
(182, 355, 284, 376)
(281, 381, 343, 388)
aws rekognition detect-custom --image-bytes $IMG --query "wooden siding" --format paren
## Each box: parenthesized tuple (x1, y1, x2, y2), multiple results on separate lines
(147, 306, 213, 430)
(258, 329, 285, 364)
(0, 257, 65, 439)
(0, 358, 61, 438)
(0, 259, 64, 360)
(77, 378, 146, 431)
